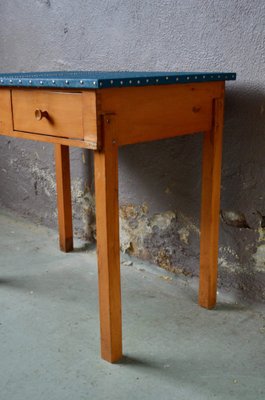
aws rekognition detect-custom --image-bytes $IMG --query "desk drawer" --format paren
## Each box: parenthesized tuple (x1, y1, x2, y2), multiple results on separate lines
(12, 90, 84, 139)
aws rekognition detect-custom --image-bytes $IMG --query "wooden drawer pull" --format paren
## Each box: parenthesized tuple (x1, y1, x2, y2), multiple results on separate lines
(35, 108, 49, 121)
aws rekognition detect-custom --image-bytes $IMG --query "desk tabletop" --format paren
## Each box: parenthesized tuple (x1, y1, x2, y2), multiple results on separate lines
(0, 71, 236, 89)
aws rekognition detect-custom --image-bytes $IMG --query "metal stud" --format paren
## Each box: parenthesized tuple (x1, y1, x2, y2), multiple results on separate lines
(195, 76, 197, 79)
(93, 81, 96, 85)
(52, 80, 55, 84)
(80, 80, 84, 84)
(187, 77, 190, 80)
(9, 80, 13, 83)
(110, 80, 113, 85)
(40, 81, 43, 85)
(0, 79, 3, 83)
(29, 80, 32, 84)
(99, 82, 103, 86)
(176, 77, 179, 81)
(65, 80, 69, 84)
(203, 76, 205, 79)
(146, 79, 149, 83)
(166, 76, 168, 80)
(120, 81, 123, 85)
(129, 80, 132, 84)
(19, 79, 22, 84)
(137, 80, 140, 84)
(218, 75, 220, 78)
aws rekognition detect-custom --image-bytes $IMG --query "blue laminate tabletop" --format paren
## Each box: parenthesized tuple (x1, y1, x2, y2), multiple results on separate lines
(0, 71, 236, 89)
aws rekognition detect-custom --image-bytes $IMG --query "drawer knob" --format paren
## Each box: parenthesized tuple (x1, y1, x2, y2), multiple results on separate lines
(35, 109, 49, 121)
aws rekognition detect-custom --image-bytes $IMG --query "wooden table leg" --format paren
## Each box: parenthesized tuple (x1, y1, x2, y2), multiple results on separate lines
(94, 115, 122, 363)
(199, 98, 224, 309)
(54, 144, 73, 252)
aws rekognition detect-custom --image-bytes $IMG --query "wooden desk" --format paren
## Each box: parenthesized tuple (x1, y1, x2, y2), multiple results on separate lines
(0, 71, 236, 363)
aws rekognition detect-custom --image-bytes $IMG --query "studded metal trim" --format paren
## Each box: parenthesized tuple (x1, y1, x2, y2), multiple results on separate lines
(0, 71, 236, 89)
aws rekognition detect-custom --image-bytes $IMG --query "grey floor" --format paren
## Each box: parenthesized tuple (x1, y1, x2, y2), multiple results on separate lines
(0, 210, 264, 400)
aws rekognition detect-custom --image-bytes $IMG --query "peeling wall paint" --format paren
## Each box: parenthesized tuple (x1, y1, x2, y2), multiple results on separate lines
(120, 204, 200, 275)
(0, 0, 265, 301)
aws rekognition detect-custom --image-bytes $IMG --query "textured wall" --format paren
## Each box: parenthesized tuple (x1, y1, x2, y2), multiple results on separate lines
(0, 0, 265, 301)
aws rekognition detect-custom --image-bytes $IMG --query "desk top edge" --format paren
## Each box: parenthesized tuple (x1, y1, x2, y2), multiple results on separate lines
(0, 71, 236, 89)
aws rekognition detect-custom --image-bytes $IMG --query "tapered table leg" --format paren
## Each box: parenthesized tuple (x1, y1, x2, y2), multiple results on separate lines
(199, 97, 224, 309)
(94, 115, 122, 363)
(54, 144, 73, 252)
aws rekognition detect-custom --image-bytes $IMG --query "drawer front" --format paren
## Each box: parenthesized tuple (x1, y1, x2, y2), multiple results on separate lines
(0, 89, 12, 134)
(12, 90, 84, 139)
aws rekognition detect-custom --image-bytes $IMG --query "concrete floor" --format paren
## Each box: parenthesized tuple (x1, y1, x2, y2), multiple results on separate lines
(0, 209, 264, 400)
